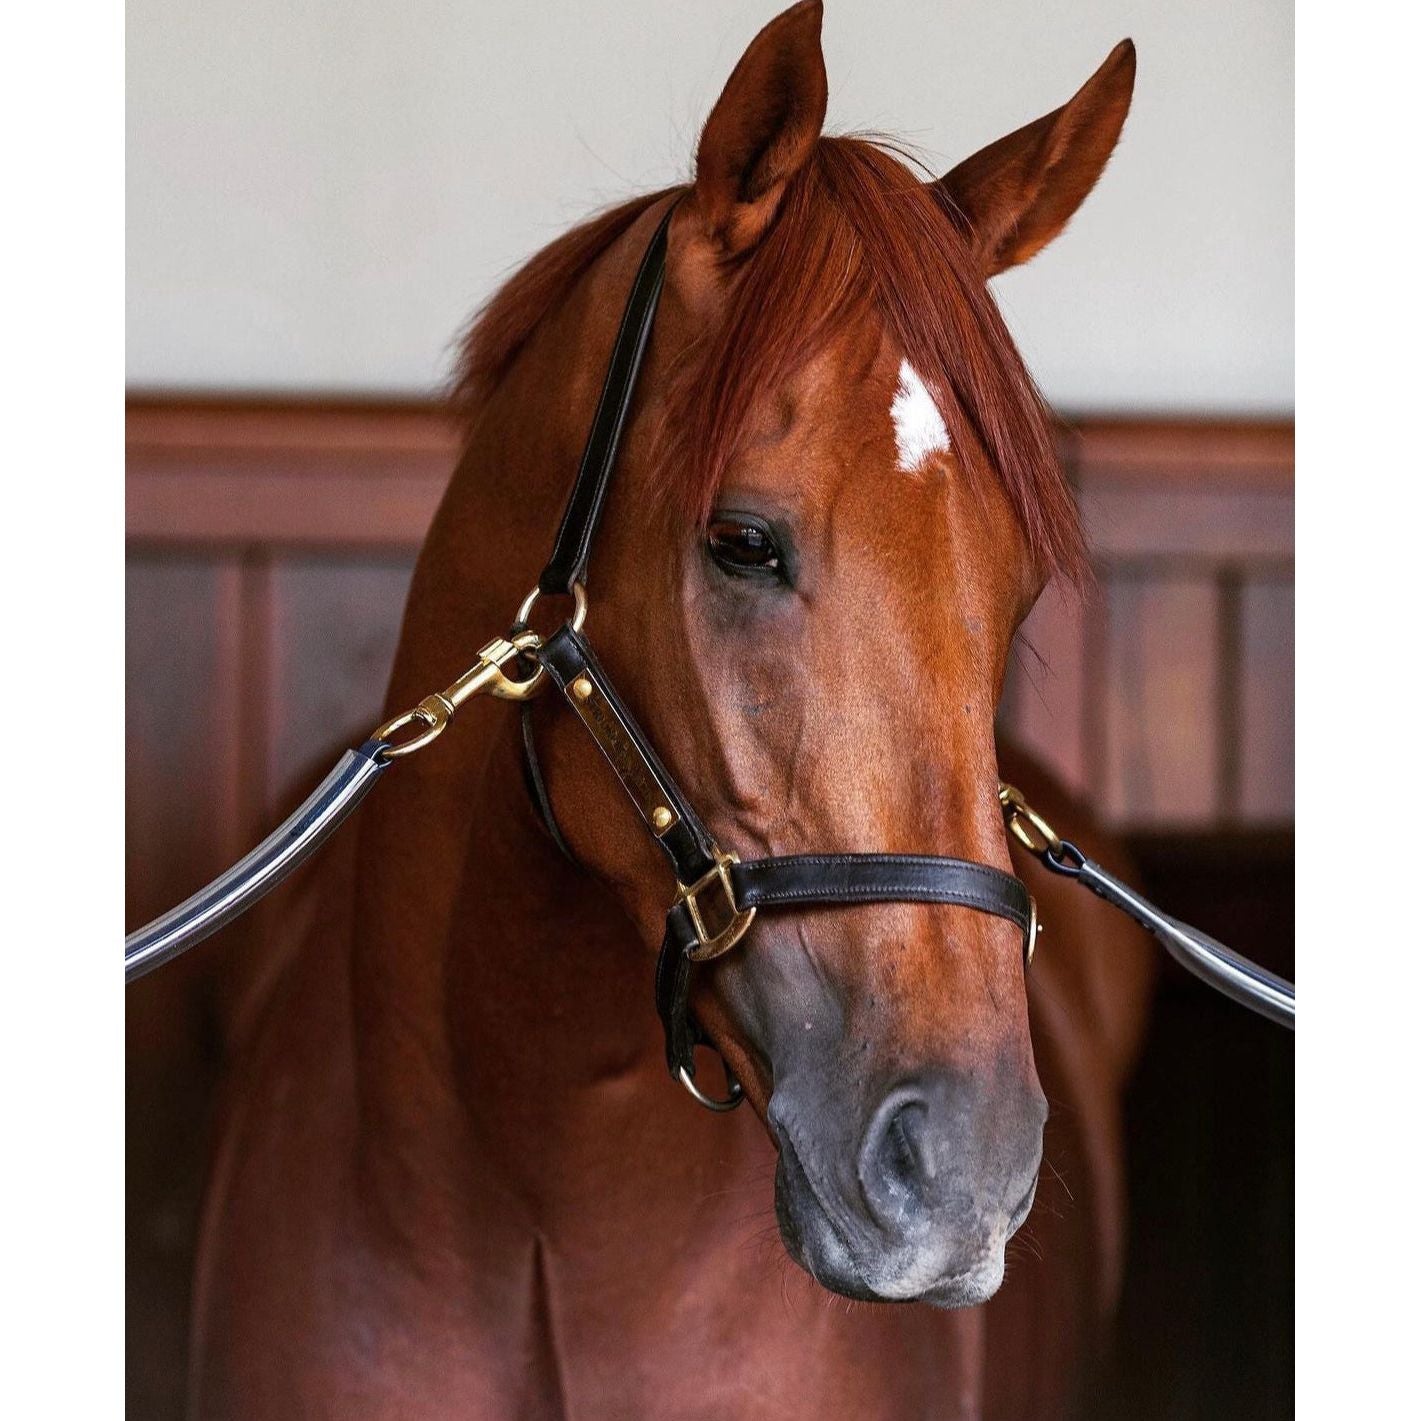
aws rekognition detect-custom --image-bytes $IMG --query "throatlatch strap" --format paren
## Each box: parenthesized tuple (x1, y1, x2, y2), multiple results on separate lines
(655, 854, 1034, 1078)
(537, 202, 677, 596)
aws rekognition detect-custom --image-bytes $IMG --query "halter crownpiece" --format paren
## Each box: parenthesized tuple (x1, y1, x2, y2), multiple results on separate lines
(123, 194, 1293, 1101)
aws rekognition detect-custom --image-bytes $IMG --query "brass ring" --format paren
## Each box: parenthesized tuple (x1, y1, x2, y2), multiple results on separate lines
(1024, 895, 1039, 967)
(515, 581, 588, 636)
(998, 783, 1063, 857)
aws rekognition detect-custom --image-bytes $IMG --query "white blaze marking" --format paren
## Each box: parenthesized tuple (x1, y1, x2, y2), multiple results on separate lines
(890, 360, 951, 472)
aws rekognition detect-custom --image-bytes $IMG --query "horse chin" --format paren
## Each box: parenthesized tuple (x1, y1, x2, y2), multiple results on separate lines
(773, 1136, 1025, 1310)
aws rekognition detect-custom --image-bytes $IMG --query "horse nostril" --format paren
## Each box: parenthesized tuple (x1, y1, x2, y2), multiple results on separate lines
(859, 1090, 935, 1227)
(884, 1099, 930, 1187)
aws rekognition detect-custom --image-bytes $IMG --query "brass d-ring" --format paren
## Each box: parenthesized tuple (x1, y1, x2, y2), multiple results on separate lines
(516, 581, 588, 636)
(998, 782, 1063, 858)
(1024, 895, 1040, 967)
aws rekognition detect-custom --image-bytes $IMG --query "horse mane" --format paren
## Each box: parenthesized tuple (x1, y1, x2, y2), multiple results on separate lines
(454, 138, 1084, 581)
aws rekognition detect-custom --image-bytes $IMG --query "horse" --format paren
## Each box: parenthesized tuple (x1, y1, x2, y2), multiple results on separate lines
(188, 4, 1155, 1415)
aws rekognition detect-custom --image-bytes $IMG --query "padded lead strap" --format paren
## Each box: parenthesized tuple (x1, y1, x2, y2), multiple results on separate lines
(1059, 848, 1294, 1028)
(537, 203, 677, 595)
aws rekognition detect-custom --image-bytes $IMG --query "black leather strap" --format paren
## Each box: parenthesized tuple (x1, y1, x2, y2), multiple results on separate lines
(533, 620, 1040, 1079)
(655, 853, 1034, 1078)
(537, 203, 677, 595)
(519, 703, 577, 864)
(729, 854, 1030, 923)
(538, 624, 720, 885)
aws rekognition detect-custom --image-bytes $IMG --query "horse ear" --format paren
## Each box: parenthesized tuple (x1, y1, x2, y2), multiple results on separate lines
(936, 39, 1136, 277)
(690, 0, 828, 257)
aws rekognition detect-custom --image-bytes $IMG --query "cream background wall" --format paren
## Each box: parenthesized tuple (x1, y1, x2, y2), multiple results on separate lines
(126, 0, 1292, 412)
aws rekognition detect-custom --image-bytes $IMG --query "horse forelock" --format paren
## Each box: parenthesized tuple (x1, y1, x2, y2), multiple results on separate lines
(453, 136, 1085, 584)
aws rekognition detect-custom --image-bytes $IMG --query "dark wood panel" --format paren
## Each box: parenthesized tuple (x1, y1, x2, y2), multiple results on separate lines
(126, 559, 241, 1421)
(1062, 416, 1293, 489)
(1100, 574, 1221, 826)
(999, 584, 1091, 799)
(1082, 487, 1293, 562)
(126, 468, 448, 548)
(126, 396, 457, 463)
(126, 557, 242, 930)
(127, 398, 454, 548)
(266, 557, 417, 804)
(1238, 578, 1295, 822)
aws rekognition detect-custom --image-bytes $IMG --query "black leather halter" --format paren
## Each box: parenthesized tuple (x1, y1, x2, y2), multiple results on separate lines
(521, 202, 1035, 1104)
(123, 198, 1292, 1043)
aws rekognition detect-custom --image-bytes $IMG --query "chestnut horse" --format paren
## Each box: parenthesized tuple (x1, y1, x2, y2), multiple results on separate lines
(190, 5, 1154, 1416)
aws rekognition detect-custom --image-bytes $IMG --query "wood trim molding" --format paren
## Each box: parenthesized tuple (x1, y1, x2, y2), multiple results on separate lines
(127, 397, 457, 548)
(1060, 415, 1294, 490)
(126, 395, 1294, 550)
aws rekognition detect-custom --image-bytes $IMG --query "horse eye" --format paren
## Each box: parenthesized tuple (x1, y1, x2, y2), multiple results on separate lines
(706, 516, 783, 576)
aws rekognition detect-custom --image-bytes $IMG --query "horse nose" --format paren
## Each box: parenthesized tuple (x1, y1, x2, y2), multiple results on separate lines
(856, 1077, 1046, 1233)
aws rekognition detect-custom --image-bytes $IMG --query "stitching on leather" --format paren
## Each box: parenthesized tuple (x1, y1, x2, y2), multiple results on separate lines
(736, 856, 1018, 884)
(739, 885, 1027, 924)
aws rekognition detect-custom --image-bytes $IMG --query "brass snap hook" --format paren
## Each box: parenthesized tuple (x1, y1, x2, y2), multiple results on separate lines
(372, 631, 547, 760)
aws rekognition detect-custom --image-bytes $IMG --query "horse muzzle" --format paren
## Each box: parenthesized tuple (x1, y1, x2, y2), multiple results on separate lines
(769, 1071, 1046, 1307)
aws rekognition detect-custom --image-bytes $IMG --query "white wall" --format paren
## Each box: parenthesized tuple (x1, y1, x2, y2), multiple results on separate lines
(126, 1, 1293, 413)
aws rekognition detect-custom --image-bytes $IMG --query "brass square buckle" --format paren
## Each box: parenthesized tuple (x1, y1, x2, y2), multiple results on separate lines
(677, 849, 757, 963)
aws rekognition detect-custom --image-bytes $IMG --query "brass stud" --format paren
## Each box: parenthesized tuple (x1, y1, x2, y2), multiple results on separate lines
(571, 676, 593, 701)
(651, 806, 674, 833)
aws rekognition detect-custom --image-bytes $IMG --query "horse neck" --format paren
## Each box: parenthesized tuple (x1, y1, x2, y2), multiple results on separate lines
(346, 231, 756, 1255)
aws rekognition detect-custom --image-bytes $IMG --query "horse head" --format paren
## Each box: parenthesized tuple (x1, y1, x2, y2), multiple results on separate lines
(456, 0, 1134, 1308)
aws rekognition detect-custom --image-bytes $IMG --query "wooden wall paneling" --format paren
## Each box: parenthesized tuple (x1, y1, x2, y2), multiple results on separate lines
(125, 403, 1296, 843)
(1062, 417, 1294, 487)
(127, 557, 244, 930)
(1237, 576, 1295, 823)
(1099, 571, 1222, 827)
(126, 398, 454, 548)
(999, 582, 1092, 798)
(266, 556, 418, 810)
(127, 468, 448, 547)
(1081, 487, 1294, 562)
(127, 555, 243, 1421)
